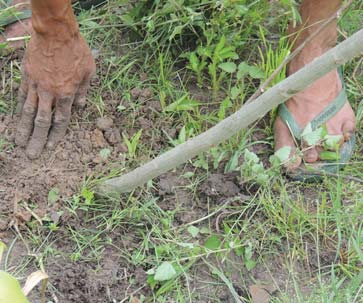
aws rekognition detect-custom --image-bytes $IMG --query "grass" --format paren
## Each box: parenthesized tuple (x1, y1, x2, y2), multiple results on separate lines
(1, 0, 363, 302)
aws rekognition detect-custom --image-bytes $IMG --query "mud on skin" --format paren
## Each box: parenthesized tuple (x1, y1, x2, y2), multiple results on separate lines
(15, 0, 96, 159)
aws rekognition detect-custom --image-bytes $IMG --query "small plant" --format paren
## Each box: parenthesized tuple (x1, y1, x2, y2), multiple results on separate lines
(258, 27, 291, 87)
(0, 242, 48, 303)
(166, 125, 195, 147)
(186, 51, 207, 87)
(241, 149, 269, 185)
(122, 129, 143, 159)
(300, 123, 343, 161)
(192, 35, 239, 99)
(99, 148, 111, 160)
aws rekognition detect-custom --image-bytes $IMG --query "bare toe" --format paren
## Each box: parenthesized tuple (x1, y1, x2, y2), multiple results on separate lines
(303, 147, 319, 163)
(274, 116, 302, 170)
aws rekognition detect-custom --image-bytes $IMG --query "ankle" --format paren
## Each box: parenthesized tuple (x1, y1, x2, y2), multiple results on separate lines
(31, 0, 79, 40)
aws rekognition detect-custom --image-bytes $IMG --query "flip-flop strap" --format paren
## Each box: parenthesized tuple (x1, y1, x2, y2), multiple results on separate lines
(278, 69, 347, 140)
(0, 0, 31, 27)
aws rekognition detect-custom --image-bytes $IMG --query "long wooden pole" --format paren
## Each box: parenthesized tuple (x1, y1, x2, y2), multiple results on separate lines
(97, 29, 363, 194)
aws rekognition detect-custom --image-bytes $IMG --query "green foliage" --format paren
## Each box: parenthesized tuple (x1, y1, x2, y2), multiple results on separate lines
(154, 261, 177, 281)
(122, 0, 269, 48)
(122, 129, 143, 158)
(241, 149, 269, 185)
(0, 271, 28, 303)
(187, 226, 199, 238)
(81, 187, 95, 205)
(204, 235, 222, 250)
(258, 27, 291, 87)
(0, 242, 47, 303)
(300, 123, 344, 160)
(99, 148, 111, 160)
(165, 94, 200, 112)
(48, 188, 60, 204)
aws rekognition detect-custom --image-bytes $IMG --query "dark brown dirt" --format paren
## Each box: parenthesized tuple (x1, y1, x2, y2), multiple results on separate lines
(0, 113, 124, 227)
(0, 44, 339, 303)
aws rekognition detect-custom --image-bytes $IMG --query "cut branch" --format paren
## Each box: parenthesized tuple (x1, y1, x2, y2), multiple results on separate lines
(97, 29, 363, 194)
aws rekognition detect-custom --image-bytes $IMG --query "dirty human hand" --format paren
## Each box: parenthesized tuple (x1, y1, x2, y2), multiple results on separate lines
(16, 0, 96, 159)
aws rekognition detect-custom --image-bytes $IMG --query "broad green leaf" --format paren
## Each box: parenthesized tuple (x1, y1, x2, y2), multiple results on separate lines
(238, 62, 264, 79)
(119, 14, 135, 27)
(274, 146, 291, 163)
(302, 124, 324, 146)
(237, 62, 250, 79)
(218, 62, 237, 73)
(204, 235, 221, 250)
(131, 129, 143, 147)
(324, 135, 342, 151)
(218, 47, 238, 60)
(320, 151, 340, 161)
(154, 262, 177, 281)
(218, 98, 232, 120)
(179, 242, 194, 249)
(236, 5, 248, 15)
(215, 36, 226, 54)
(197, 46, 212, 58)
(252, 163, 264, 174)
(245, 258, 257, 271)
(165, 95, 200, 112)
(146, 20, 155, 32)
(256, 173, 269, 185)
(48, 188, 60, 204)
(230, 86, 239, 100)
(208, 63, 216, 78)
(244, 149, 259, 164)
(188, 52, 199, 71)
(248, 66, 264, 79)
(301, 122, 313, 137)
(187, 226, 199, 238)
(147, 274, 157, 289)
(81, 187, 94, 205)
(0, 271, 29, 303)
(169, 25, 184, 40)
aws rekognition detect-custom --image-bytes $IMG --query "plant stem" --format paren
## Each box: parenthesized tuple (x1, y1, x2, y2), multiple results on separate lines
(97, 29, 363, 194)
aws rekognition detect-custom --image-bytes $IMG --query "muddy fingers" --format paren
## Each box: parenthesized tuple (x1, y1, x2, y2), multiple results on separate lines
(46, 96, 74, 150)
(14, 0, 96, 159)
(74, 75, 92, 108)
(16, 76, 29, 114)
(25, 91, 54, 159)
(15, 84, 38, 147)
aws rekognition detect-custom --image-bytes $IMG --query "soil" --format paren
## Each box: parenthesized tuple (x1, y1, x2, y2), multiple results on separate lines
(0, 48, 336, 303)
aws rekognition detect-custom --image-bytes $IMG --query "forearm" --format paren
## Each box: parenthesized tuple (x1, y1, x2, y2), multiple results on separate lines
(31, 0, 79, 39)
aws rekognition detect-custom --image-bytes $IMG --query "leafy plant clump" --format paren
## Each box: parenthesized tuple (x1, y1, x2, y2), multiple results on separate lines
(0, 242, 48, 303)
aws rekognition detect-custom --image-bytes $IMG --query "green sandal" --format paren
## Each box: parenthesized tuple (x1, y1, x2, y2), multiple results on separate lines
(0, 0, 31, 28)
(277, 68, 356, 181)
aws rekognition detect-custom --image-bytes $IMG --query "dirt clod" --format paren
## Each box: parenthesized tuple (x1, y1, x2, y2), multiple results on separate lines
(96, 116, 114, 131)
(91, 129, 108, 148)
(200, 174, 240, 197)
(104, 128, 121, 145)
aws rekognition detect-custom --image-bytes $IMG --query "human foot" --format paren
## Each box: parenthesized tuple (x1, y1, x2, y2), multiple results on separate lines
(274, 0, 355, 171)
(274, 67, 355, 170)
(0, 0, 32, 49)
